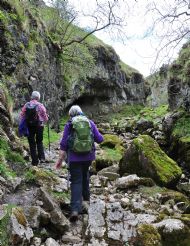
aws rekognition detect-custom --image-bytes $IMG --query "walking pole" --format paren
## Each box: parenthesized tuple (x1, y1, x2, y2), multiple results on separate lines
(66, 162, 70, 189)
(47, 119, 51, 153)
(42, 92, 50, 152)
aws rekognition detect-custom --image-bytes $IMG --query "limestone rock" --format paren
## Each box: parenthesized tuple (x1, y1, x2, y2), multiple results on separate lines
(116, 174, 154, 189)
(24, 206, 50, 229)
(9, 207, 33, 245)
(86, 199, 106, 238)
(119, 135, 182, 187)
(45, 238, 60, 246)
(50, 209, 69, 233)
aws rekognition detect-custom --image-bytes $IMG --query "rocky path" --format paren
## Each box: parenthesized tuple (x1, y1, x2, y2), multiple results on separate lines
(1, 139, 190, 246)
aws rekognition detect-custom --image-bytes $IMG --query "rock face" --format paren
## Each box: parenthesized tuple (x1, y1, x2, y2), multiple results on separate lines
(0, 1, 148, 129)
(146, 43, 190, 113)
(119, 135, 182, 187)
(146, 65, 169, 107)
(0, 85, 15, 141)
(167, 43, 190, 111)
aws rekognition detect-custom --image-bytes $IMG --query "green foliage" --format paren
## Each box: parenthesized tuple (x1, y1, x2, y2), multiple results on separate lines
(101, 134, 123, 148)
(0, 161, 16, 178)
(137, 224, 162, 246)
(138, 104, 169, 124)
(0, 139, 24, 178)
(7, 0, 27, 24)
(60, 42, 95, 84)
(109, 104, 144, 123)
(139, 185, 167, 197)
(59, 115, 69, 130)
(100, 147, 123, 162)
(24, 169, 36, 182)
(7, 151, 25, 163)
(25, 167, 57, 184)
(0, 205, 16, 246)
(51, 190, 70, 203)
(172, 113, 190, 138)
(0, 10, 9, 24)
(43, 125, 60, 147)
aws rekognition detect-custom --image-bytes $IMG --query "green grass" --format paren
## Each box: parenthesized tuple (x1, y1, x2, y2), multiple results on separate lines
(98, 147, 123, 162)
(25, 167, 57, 184)
(59, 115, 69, 130)
(172, 113, 190, 138)
(0, 205, 16, 246)
(138, 104, 169, 124)
(43, 125, 60, 147)
(108, 104, 144, 123)
(51, 191, 70, 200)
(105, 104, 169, 127)
(0, 161, 16, 178)
(24, 169, 36, 182)
(0, 139, 25, 178)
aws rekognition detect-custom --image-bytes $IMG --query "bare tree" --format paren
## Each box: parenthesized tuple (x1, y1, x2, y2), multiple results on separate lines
(145, 0, 190, 70)
(43, 0, 128, 51)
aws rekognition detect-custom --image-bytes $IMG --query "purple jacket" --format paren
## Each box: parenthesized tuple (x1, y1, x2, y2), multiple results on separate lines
(60, 119, 104, 162)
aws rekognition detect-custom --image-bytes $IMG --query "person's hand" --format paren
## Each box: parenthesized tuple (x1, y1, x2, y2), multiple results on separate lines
(55, 159, 62, 169)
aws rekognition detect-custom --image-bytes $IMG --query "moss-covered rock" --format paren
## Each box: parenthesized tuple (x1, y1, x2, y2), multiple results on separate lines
(0, 204, 11, 246)
(95, 134, 125, 171)
(154, 218, 190, 246)
(159, 190, 190, 204)
(119, 135, 182, 187)
(169, 113, 190, 170)
(100, 134, 123, 148)
(136, 224, 162, 246)
(25, 166, 58, 186)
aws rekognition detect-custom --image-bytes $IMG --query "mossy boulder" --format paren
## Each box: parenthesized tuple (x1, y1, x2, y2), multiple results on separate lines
(0, 205, 10, 246)
(119, 135, 182, 187)
(136, 224, 162, 246)
(96, 134, 124, 171)
(25, 167, 58, 186)
(169, 113, 190, 170)
(159, 190, 190, 204)
(178, 137, 190, 170)
(154, 218, 190, 246)
(100, 134, 123, 148)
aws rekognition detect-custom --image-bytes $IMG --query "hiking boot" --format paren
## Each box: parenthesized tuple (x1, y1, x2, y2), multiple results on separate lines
(82, 201, 90, 214)
(31, 161, 39, 166)
(40, 159, 46, 163)
(69, 211, 79, 222)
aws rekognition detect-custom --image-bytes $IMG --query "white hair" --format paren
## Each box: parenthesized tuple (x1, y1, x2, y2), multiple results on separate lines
(69, 105, 83, 117)
(31, 91, 40, 100)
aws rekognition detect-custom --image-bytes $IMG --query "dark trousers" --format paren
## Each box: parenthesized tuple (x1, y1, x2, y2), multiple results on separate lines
(27, 126, 45, 165)
(69, 161, 91, 213)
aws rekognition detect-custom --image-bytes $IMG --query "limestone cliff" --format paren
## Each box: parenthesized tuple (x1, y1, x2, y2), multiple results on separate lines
(0, 0, 148, 129)
(146, 65, 169, 107)
(146, 43, 190, 111)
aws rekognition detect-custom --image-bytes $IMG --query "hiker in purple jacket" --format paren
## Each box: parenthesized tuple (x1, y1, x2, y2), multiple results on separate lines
(55, 105, 103, 222)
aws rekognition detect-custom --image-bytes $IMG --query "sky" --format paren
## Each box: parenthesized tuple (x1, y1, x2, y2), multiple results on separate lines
(45, 0, 187, 77)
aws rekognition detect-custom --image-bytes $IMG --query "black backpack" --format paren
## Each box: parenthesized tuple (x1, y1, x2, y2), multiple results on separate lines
(25, 103, 39, 126)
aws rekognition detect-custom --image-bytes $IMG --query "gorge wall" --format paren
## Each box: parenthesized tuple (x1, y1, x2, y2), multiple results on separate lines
(146, 43, 190, 111)
(0, 0, 148, 131)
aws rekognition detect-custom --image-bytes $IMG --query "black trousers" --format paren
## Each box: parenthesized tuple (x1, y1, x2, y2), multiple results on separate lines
(69, 161, 91, 213)
(27, 126, 45, 165)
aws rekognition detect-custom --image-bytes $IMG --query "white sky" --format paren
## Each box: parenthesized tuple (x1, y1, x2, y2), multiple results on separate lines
(46, 0, 187, 77)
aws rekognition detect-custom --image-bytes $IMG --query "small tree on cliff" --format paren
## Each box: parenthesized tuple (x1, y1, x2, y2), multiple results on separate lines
(145, 0, 190, 70)
(44, 0, 127, 51)
(39, 0, 129, 80)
